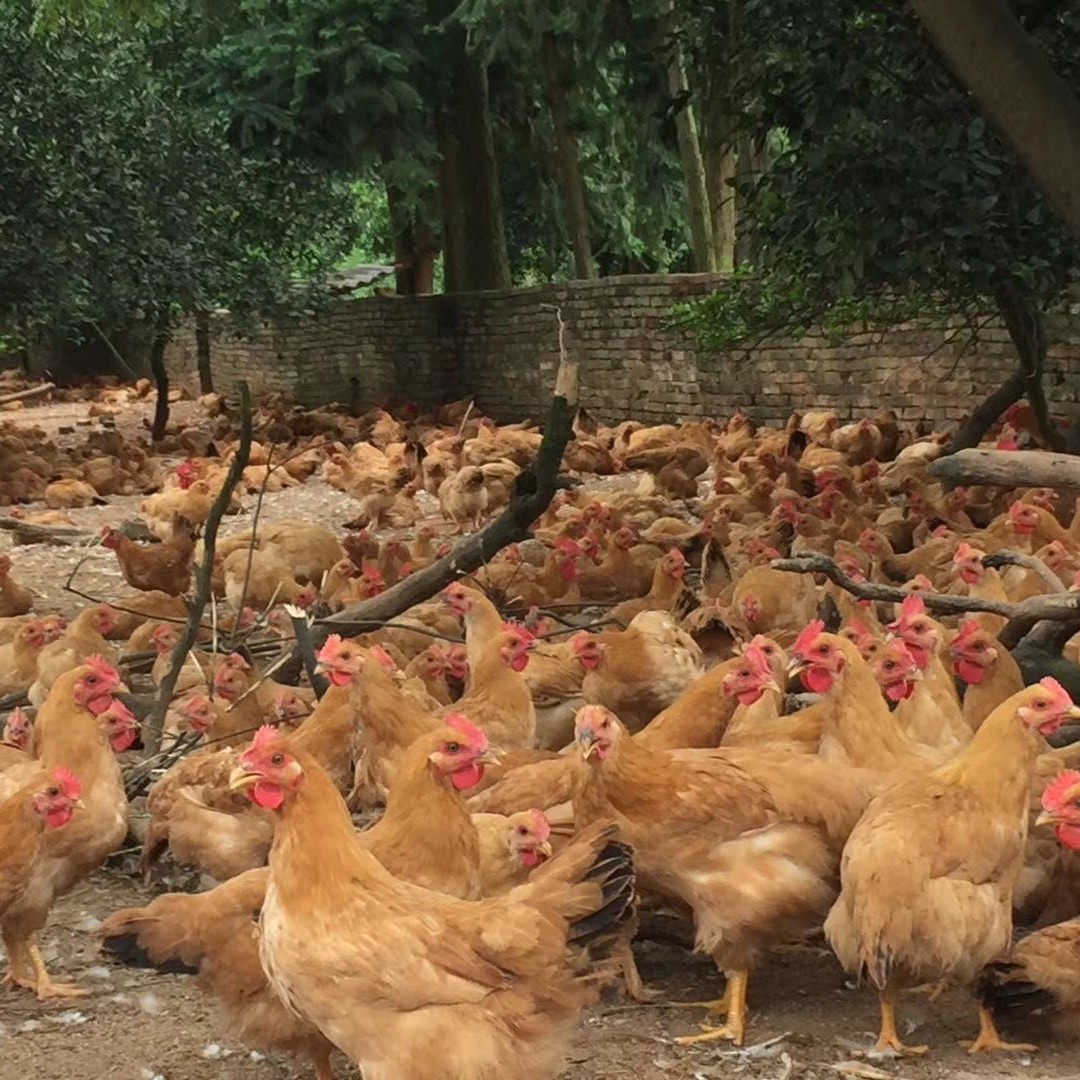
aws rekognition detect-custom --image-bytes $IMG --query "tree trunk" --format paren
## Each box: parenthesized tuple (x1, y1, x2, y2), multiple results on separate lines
(149, 315, 172, 443)
(662, 2, 717, 272)
(194, 309, 213, 394)
(539, 32, 596, 280)
(386, 183, 438, 295)
(911, 0, 1080, 249)
(700, 67, 736, 273)
(945, 370, 1025, 453)
(435, 30, 511, 292)
(995, 284, 1065, 451)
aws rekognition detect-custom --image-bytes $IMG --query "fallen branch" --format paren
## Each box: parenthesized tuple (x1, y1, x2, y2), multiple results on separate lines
(981, 550, 1066, 594)
(286, 604, 329, 700)
(931, 448, 1080, 490)
(316, 324, 579, 639)
(143, 382, 252, 753)
(771, 553, 1080, 623)
(0, 382, 54, 406)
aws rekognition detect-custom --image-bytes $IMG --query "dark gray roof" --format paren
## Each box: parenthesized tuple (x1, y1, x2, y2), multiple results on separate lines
(326, 264, 396, 293)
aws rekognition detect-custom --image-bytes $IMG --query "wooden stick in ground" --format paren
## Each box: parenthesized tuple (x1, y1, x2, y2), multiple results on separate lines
(143, 381, 253, 753)
(770, 553, 1080, 623)
(0, 382, 54, 406)
(931, 448, 1080, 490)
(318, 332, 579, 639)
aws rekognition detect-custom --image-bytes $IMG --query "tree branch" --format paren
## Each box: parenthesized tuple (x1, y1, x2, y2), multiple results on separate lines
(770, 553, 1080, 622)
(143, 382, 252, 753)
(931, 447, 1080, 489)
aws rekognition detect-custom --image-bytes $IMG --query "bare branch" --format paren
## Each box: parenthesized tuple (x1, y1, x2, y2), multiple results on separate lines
(143, 382, 253, 753)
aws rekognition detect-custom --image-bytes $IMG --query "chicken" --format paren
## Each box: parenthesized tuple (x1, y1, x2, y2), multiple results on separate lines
(473, 809, 554, 896)
(0, 657, 130, 997)
(824, 679, 1080, 1055)
(0, 617, 49, 695)
(29, 602, 119, 706)
(44, 478, 102, 508)
(103, 716, 501, 1077)
(100, 520, 196, 595)
(730, 562, 821, 640)
(0, 706, 33, 772)
(571, 611, 703, 732)
(227, 727, 635, 1080)
(221, 547, 318, 611)
(0, 554, 32, 617)
(438, 625, 537, 751)
(140, 462, 218, 539)
(573, 704, 879, 1045)
(438, 465, 490, 531)
(1, 767, 84, 992)
(977, 773, 1080, 1042)
(607, 548, 688, 627)
(950, 619, 1024, 731)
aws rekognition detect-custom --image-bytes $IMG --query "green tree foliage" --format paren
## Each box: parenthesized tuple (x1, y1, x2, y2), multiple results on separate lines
(674, 0, 1080, 446)
(1, 0, 359, 340)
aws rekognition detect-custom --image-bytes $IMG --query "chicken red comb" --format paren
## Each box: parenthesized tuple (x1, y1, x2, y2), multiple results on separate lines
(882, 638, 918, 669)
(444, 713, 488, 751)
(105, 700, 137, 723)
(953, 542, 980, 562)
(951, 619, 982, 650)
(843, 618, 872, 646)
(553, 538, 581, 554)
(369, 645, 397, 673)
(361, 565, 384, 581)
(792, 619, 826, 658)
(889, 593, 925, 629)
(249, 725, 280, 753)
(667, 548, 687, 563)
(50, 766, 82, 801)
(529, 808, 551, 841)
(503, 622, 534, 642)
(316, 634, 344, 664)
(180, 692, 211, 714)
(1039, 676, 1074, 715)
(1042, 770, 1080, 813)
(742, 643, 772, 677)
(84, 655, 118, 682)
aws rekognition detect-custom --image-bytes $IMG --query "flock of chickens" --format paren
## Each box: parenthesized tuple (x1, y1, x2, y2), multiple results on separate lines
(4, 391, 1080, 1078)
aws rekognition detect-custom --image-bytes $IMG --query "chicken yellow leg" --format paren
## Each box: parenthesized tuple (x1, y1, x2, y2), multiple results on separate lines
(28, 941, 87, 1000)
(675, 969, 748, 1047)
(312, 1046, 334, 1080)
(966, 1004, 1038, 1054)
(874, 991, 928, 1055)
(1, 938, 36, 993)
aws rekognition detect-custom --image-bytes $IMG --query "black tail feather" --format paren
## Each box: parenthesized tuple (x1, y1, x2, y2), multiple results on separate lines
(568, 841, 635, 948)
(100, 932, 197, 976)
(977, 962, 1057, 1018)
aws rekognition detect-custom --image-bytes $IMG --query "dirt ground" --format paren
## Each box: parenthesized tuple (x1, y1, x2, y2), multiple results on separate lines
(1, 396, 1077, 1080)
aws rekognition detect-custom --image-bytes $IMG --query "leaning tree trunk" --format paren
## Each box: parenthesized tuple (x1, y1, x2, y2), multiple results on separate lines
(912, 0, 1080, 251)
(539, 32, 596, 280)
(194, 309, 213, 394)
(149, 313, 172, 443)
(700, 65, 736, 273)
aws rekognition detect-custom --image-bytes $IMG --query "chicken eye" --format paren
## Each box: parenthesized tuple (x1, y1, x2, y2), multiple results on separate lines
(47, 786, 59, 797)
(817, 644, 829, 655)
(85, 675, 98, 686)
(884, 661, 896, 671)
(973, 642, 986, 651)
(1034, 700, 1047, 710)
(516, 825, 528, 836)
(445, 742, 462, 754)
(270, 753, 285, 766)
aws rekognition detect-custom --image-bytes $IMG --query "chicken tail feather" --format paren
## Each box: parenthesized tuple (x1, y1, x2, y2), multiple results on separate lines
(567, 840, 635, 949)
(977, 961, 1056, 1018)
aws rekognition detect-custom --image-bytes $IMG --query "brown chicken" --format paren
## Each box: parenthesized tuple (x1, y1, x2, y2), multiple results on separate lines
(824, 679, 1080, 1055)
(571, 611, 703, 732)
(473, 809, 555, 896)
(29, 602, 119, 705)
(227, 727, 634, 1080)
(0, 617, 49, 695)
(0, 554, 32, 617)
(573, 704, 879, 1046)
(101, 521, 196, 595)
(1, 767, 84, 992)
(0, 658, 130, 997)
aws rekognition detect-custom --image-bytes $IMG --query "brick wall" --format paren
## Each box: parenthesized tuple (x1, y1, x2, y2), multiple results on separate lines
(164, 274, 1080, 425)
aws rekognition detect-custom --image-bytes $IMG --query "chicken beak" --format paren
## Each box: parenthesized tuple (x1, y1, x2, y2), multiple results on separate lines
(786, 656, 807, 678)
(1068, 706, 1080, 721)
(764, 677, 783, 695)
(73, 798, 86, 812)
(228, 765, 260, 793)
(1035, 810, 1061, 829)
(577, 729, 599, 759)
(476, 748, 501, 768)
(537, 840, 554, 860)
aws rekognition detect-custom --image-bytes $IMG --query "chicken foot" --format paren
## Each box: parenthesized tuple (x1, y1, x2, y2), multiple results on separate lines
(966, 1004, 1038, 1054)
(1, 936, 36, 992)
(27, 941, 87, 1000)
(674, 968, 748, 1047)
(613, 932, 662, 1003)
(874, 991, 928, 1056)
(311, 1046, 334, 1080)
